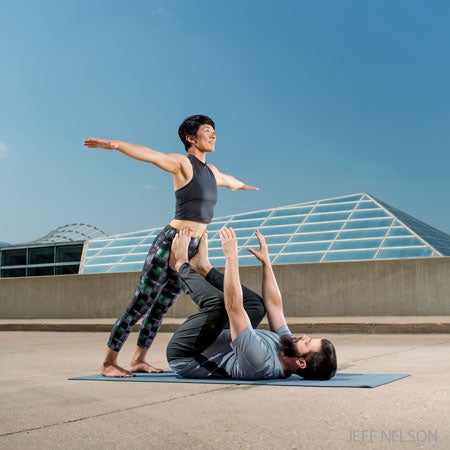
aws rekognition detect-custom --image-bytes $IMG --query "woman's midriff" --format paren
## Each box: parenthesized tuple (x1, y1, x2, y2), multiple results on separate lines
(169, 219, 208, 238)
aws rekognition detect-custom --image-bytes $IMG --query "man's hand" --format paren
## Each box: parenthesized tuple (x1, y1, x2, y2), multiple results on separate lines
(247, 230, 270, 264)
(83, 138, 117, 150)
(220, 227, 238, 259)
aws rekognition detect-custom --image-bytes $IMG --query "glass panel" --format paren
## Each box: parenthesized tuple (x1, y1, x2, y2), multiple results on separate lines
(2, 248, 27, 266)
(86, 240, 111, 249)
(206, 224, 227, 234)
(284, 242, 330, 252)
(242, 236, 259, 247)
(305, 212, 351, 223)
(236, 237, 252, 246)
(107, 237, 146, 247)
(387, 228, 414, 237)
(82, 265, 112, 274)
(237, 255, 258, 266)
(264, 216, 306, 226)
(338, 229, 387, 239)
(29, 247, 55, 265)
(382, 237, 424, 248)
(141, 236, 157, 245)
(207, 248, 225, 258)
(84, 249, 101, 257)
(207, 240, 223, 248)
(56, 245, 83, 263)
(434, 246, 450, 255)
(377, 248, 433, 259)
(319, 194, 362, 204)
(119, 254, 146, 263)
(55, 265, 80, 275)
(129, 246, 151, 254)
(260, 225, 298, 235)
(27, 266, 55, 276)
(290, 232, 338, 243)
(343, 218, 393, 230)
(232, 228, 255, 239)
(299, 222, 345, 232)
(314, 202, 356, 213)
(1, 268, 27, 277)
(351, 209, 390, 219)
(274, 253, 324, 264)
(331, 239, 382, 250)
(228, 219, 264, 229)
(95, 248, 127, 257)
(265, 235, 291, 245)
(108, 263, 143, 272)
(272, 206, 313, 217)
(323, 250, 377, 261)
(230, 211, 269, 220)
(266, 244, 285, 254)
(86, 255, 128, 264)
(356, 201, 379, 210)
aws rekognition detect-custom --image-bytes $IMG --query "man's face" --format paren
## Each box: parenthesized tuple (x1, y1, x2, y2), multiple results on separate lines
(192, 124, 216, 152)
(296, 335, 322, 356)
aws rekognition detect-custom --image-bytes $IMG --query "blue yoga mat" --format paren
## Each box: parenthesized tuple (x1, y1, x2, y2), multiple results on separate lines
(69, 372, 409, 388)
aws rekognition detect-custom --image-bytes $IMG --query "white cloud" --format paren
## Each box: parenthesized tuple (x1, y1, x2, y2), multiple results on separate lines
(0, 142, 7, 157)
(148, 6, 167, 17)
(145, 184, 156, 191)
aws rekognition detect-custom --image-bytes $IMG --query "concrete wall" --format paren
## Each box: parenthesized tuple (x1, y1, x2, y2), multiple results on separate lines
(1, 257, 449, 319)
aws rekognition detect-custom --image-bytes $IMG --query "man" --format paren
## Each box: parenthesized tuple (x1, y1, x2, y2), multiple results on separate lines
(83, 115, 257, 377)
(167, 227, 337, 381)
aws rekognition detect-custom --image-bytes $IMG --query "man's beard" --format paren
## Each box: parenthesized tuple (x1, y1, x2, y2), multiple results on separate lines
(280, 334, 301, 358)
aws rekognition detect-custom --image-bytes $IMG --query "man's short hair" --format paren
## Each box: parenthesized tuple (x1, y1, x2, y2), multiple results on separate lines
(297, 339, 337, 380)
(178, 115, 215, 151)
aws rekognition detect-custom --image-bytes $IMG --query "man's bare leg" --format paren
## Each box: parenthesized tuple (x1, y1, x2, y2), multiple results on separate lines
(189, 230, 212, 277)
(101, 347, 135, 378)
(130, 347, 163, 373)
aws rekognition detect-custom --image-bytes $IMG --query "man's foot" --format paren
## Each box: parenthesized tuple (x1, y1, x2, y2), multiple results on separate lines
(130, 361, 164, 373)
(169, 227, 193, 272)
(190, 230, 212, 277)
(101, 363, 135, 378)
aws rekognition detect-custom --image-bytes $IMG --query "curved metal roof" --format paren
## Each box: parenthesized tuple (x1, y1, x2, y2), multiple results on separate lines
(26, 223, 107, 244)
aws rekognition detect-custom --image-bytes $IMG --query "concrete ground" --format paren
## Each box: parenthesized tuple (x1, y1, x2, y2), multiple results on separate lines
(1, 330, 449, 450)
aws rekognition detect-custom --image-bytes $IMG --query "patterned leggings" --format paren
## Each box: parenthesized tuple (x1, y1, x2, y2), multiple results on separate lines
(107, 225, 200, 351)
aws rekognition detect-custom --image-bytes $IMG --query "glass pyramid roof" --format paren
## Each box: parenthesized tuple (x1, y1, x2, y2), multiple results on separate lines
(80, 193, 450, 274)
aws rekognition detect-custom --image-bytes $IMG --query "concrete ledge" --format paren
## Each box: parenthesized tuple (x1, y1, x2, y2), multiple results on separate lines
(1, 317, 450, 334)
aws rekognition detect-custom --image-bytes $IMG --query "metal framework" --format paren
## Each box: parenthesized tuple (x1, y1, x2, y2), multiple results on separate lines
(80, 193, 450, 274)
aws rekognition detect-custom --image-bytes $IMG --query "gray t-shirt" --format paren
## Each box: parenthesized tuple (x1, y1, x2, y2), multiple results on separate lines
(169, 325, 291, 380)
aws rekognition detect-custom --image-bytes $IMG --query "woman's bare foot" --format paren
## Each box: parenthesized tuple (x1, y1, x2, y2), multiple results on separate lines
(130, 361, 164, 373)
(190, 231, 212, 277)
(129, 346, 163, 373)
(169, 227, 193, 272)
(101, 348, 135, 378)
(101, 363, 135, 378)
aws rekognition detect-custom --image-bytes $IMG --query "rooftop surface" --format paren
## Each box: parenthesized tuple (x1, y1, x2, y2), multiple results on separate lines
(1, 329, 449, 448)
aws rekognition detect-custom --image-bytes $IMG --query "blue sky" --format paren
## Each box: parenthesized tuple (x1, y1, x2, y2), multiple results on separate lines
(1, 0, 449, 244)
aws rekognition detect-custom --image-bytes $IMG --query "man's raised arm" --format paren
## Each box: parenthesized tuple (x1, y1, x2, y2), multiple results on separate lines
(247, 230, 287, 332)
(220, 228, 252, 340)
